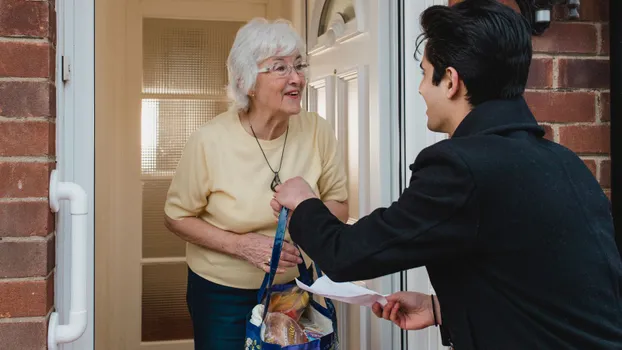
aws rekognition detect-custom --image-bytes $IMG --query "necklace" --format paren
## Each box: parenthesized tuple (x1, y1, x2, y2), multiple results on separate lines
(248, 121, 289, 192)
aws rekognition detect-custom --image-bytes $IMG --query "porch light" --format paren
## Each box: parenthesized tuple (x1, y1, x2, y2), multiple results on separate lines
(515, 0, 580, 35)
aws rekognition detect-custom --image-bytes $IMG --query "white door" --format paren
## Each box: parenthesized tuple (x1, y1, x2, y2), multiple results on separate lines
(95, 0, 293, 349)
(305, 0, 401, 349)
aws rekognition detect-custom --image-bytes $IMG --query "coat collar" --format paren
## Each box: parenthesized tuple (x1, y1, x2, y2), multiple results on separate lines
(452, 97, 545, 138)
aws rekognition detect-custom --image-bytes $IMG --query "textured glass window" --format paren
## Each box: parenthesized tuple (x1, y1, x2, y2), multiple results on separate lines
(140, 18, 243, 343)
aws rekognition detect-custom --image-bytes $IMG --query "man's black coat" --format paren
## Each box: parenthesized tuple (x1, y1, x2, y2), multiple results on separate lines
(289, 97, 622, 349)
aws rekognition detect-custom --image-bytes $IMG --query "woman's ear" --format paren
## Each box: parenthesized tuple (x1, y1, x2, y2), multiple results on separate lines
(444, 67, 460, 99)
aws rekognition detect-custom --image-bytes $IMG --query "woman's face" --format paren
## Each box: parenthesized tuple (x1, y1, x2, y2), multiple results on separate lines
(251, 51, 307, 117)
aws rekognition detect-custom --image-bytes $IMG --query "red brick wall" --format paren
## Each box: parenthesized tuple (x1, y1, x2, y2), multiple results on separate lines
(449, 0, 611, 197)
(0, 1, 57, 349)
(529, 1, 611, 197)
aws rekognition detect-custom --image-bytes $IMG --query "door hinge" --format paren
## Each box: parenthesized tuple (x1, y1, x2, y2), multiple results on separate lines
(62, 56, 71, 82)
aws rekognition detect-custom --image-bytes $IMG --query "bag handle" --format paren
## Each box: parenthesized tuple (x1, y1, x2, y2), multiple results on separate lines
(257, 207, 338, 328)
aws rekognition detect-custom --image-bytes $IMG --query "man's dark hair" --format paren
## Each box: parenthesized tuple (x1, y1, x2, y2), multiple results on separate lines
(416, 0, 532, 106)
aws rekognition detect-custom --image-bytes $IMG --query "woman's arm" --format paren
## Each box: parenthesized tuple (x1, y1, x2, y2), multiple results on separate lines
(164, 215, 240, 256)
(164, 215, 302, 273)
(324, 200, 349, 223)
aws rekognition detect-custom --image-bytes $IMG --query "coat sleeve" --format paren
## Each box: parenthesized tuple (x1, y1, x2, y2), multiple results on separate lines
(288, 143, 479, 282)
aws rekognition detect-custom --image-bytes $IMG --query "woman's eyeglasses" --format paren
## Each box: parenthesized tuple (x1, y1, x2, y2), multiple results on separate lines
(258, 62, 309, 77)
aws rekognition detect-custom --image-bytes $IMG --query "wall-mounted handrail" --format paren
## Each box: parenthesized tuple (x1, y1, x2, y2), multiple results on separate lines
(48, 170, 88, 350)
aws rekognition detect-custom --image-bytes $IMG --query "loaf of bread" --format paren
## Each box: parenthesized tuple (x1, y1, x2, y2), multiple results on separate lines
(263, 312, 309, 346)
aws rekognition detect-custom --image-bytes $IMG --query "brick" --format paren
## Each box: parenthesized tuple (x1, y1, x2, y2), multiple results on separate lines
(600, 160, 611, 188)
(553, 1, 609, 22)
(48, 1, 57, 44)
(0, 276, 53, 318)
(0, 121, 55, 156)
(541, 124, 554, 141)
(527, 58, 553, 89)
(0, 82, 55, 118)
(583, 159, 597, 178)
(0, 162, 52, 198)
(0, 320, 47, 350)
(600, 93, 610, 122)
(0, 238, 54, 278)
(532, 23, 597, 54)
(525, 91, 595, 123)
(601, 24, 609, 56)
(559, 125, 610, 154)
(0, 0, 50, 38)
(0, 41, 52, 78)
(0, 201, 53, 237)
(558, 59, 610, 89)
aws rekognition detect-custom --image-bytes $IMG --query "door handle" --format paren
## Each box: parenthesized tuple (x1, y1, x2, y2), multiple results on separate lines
(48, 170, 88, 350)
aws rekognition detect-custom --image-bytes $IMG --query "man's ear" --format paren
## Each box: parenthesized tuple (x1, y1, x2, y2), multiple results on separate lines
(444, 67, 461, 99)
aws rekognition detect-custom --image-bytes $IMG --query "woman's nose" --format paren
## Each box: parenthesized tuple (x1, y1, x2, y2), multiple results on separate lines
(288, 71, 303, 85)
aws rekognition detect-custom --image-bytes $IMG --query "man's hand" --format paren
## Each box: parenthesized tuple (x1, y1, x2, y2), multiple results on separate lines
(272, 177, 318, 217)
(371, 291, 439, 330)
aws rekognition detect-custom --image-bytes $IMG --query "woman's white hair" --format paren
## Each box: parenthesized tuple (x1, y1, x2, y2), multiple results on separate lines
(226, 18, 306, 111)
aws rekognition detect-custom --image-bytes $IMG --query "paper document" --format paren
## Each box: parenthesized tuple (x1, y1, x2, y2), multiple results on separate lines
(296, 275, 388, 307)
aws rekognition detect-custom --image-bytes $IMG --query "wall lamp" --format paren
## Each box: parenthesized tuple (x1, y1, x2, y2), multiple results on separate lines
(515, 0, 580, 35)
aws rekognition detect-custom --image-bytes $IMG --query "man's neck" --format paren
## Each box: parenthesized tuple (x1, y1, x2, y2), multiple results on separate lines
(447, 104, 473, 137)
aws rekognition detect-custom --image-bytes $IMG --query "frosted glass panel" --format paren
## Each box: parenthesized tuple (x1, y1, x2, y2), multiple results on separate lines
(143, 19, 243, 95)
(142, 263, 193, 342)
(346, 79, 359, 220)
(142, 179, 186, 258)
(318, 0, 356, 37)
(141, 99, 226, 176)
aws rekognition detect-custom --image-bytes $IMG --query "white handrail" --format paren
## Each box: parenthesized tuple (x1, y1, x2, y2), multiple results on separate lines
(48, 170, 88, 350)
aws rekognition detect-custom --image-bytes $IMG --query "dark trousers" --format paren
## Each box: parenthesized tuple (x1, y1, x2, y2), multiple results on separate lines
(186, 267, 258, 349)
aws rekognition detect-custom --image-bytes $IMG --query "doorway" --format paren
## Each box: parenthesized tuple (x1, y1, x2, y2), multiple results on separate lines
(95, 1, 294, 348)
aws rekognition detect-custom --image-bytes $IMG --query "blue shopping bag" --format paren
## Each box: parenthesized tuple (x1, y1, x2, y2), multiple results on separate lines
(245, 207, 339, 350)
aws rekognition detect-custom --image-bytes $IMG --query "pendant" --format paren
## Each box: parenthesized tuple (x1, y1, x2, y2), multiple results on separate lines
(270, 173, 281, 192)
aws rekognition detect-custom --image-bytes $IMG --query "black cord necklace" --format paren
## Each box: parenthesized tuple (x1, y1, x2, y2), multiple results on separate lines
(249, 120, 289, 192)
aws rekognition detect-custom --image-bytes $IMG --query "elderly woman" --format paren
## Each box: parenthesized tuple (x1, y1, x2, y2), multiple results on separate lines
(163, 18, 348, 349)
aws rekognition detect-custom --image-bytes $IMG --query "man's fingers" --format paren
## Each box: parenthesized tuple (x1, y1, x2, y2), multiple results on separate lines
(382, 301, 394, 320)
(389, 302, 400, 323)
(372, 303, 383, 318)
(270, 198, 281, 211)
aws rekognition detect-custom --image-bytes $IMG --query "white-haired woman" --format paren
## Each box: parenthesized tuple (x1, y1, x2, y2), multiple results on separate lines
(164, 18, 348, 349)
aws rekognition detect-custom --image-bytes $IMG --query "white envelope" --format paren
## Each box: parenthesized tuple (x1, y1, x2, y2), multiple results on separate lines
(296, 275, 388, 307)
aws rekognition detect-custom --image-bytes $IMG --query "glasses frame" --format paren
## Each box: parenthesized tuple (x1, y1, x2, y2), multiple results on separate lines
(257, 62, 310, 77)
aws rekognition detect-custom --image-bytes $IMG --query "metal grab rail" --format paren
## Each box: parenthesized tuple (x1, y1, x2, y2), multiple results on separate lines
(48, 170, 88, 350)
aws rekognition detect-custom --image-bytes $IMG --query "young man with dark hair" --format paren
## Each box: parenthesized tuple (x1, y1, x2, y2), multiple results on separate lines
(272, 0, 622, 348)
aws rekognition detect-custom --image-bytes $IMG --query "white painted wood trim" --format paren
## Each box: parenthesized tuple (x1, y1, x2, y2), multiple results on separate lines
(325, 75, 337, 130)
(307, 0, 368, 55)
(55, 0, 96, 349)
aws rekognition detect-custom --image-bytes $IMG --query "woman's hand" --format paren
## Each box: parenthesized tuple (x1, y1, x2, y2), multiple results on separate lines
(235, 232, 303, 273)
(371, 292, 439, 330)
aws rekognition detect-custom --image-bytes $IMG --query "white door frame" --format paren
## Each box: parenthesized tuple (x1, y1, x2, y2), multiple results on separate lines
(54, 0, 95, 349)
